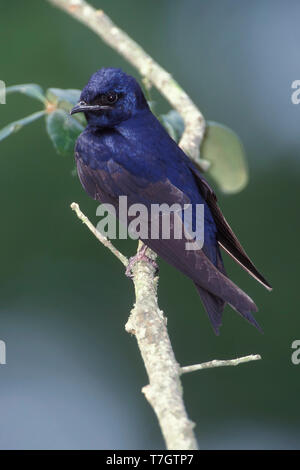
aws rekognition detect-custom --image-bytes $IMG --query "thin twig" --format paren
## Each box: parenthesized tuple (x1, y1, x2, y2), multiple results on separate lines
(70, 202, 128, 266)
(181, 354, 261, 374)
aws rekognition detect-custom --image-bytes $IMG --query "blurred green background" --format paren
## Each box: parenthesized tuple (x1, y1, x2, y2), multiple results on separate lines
(0, 0, 299, 449)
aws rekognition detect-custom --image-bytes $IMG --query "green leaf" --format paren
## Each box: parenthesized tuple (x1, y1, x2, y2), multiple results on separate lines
(46, 88, 86, 126)
(6, 84, 46, 104)
(160, 110, 185, 142)
(201, 121, 249, 194)
(46, 109, 83, 157)
(147, 101, 157, 115)
(46, 88, 81, 106)
(0, 111, 46, 142)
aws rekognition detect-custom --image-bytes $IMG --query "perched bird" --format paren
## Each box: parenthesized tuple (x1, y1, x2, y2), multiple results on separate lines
(71, 67, 271, 335)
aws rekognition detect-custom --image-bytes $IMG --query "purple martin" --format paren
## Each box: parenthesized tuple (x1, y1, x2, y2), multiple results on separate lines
(71, 68, 272, 334)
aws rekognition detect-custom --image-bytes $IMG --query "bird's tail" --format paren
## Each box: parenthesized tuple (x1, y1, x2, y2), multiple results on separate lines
(194, 281, 262, 335)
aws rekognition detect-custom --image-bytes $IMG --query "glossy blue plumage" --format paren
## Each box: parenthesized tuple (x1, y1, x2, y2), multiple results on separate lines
(73, 68, 271, 334)
(76, 108, 218, 263)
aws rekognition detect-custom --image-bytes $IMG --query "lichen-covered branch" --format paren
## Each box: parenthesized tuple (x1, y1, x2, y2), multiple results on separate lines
(70, 206, 198, 449)
(126, 241, 198, 450)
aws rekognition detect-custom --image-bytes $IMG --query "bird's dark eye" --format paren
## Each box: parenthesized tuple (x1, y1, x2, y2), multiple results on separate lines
(105, 92, 118, 104)
(91, 92, 118, 107)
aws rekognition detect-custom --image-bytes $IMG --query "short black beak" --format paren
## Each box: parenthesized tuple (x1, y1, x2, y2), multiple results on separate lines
(70, 101, 111, 115)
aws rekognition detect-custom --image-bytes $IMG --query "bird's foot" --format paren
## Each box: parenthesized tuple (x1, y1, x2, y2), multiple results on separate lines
(125, 245, 159, 278)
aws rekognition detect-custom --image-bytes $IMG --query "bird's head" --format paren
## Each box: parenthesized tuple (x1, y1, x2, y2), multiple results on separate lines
(70, 67, 148, 128)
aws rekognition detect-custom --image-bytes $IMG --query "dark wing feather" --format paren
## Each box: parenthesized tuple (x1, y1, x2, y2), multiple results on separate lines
(104, 161, 261, 330)
(76, 155, 261, 333)
(194, 285, 225, 335)
(189, 163, 272, 291)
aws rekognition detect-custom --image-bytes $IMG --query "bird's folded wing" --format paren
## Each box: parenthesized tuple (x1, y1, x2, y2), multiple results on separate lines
(83, 159, 254, 300)
(188, 163, 272, 291)
(76, 156, 262, 331)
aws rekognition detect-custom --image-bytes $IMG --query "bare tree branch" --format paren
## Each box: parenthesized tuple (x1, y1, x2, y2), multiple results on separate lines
(70, 202, 128, 266)
(126, 240, 198, 450)
(70, 206, 198, 449)
(181, 354, 262, 374)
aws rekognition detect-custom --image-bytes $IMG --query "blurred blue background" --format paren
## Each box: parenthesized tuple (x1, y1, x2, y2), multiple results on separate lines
(0, 0, 299, 449)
